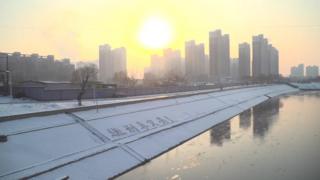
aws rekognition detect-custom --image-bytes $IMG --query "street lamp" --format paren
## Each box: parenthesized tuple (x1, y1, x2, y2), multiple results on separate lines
(0, 70, 12, 97)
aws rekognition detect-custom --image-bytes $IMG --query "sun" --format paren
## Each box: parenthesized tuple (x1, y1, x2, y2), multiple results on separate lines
(138, 16, 172, 49)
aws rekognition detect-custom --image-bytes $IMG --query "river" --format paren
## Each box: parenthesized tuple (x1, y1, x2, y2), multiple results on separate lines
(117, 91, 320, 180)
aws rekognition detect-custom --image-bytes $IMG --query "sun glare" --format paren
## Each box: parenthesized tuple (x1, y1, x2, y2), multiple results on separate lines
(138, 16, 172, 49)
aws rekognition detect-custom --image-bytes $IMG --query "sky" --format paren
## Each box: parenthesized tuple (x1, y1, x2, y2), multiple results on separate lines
(0, 0, 319, 77)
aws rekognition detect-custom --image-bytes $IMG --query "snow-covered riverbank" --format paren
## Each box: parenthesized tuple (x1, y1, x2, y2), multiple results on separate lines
(290, 82, 320, 90)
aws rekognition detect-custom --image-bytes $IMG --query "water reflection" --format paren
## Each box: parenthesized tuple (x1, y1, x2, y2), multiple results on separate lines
(118, 92, 320, 180)
(253, 99, 280, 138)
(210, 120, 231, 146)
(209, 99, 282, 146)
(208, 98, 283, 147)
(239, 109, 251, 129)
(303, 91, 320, 98)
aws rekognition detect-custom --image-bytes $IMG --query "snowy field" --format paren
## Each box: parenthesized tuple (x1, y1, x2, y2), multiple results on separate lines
(0, 84, 298, 179)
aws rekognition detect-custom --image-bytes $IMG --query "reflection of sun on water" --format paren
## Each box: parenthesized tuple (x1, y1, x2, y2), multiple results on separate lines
(138, 16, 172, 49)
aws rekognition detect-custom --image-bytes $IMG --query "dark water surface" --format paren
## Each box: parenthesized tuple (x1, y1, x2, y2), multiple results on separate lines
(118, 92, 320, 180)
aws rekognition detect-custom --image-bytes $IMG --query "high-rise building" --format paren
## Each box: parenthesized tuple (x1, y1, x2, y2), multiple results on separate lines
(252, 35, 269, 77)
(112, 47, 127, 75)
(196, 43, 206, 80)
(269, 45, 279, 76)
(205, 54, 210, 76)
(150, 54, 164, 77)
(306, 65, 319, 78)
(238, 42, 250, 79)
(181, 58, 186, 76)
(209, 30, 230, 81)
(99, 44, 112, 82)
(99, 45, 127, 83)
(185, 40, 206, 81)
(146, 49, 182, 79)
(163, 48, 182, 77)
(252, 34, 279, 78)
(185, 40, 196, 80)
(230, 58, 239, 80)
(297, 64, 304, 77)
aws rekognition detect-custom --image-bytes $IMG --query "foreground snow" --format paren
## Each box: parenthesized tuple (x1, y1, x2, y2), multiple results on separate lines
(0, 84, 298, 179)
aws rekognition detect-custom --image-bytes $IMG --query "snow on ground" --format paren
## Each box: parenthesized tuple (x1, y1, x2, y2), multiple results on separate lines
(0, 84, 299, 180)
(0, 113, 76, 135)
(0, 96, 34, 104)
(0, 86, 250, 118)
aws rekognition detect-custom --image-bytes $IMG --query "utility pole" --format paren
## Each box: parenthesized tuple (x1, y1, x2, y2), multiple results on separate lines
(6, 54, 9, 96)
(7, 70, 12, 97)
(93, 84, 99, 112)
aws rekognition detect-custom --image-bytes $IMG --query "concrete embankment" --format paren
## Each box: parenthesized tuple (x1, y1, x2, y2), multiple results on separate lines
(0, 84, 261, 121)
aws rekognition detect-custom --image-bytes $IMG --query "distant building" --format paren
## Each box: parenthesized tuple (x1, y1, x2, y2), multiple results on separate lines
(99, 45, 127, 83)
(112, 47, 127, 75)
(230, 58, 239, 80)
(204, 55, 210, 77)
(185, 40, 196, 80)
(99, 44, 112, 82)
(269, 45, 279, 76)
(163, 48, 182, 77)
(145, 49, 182, 79)
(306, 65, 319, 78)
(290, 64, 304, 78)
(185, 41, 207, 82)
(149, 54, 164, 78)
(209, 29, 230, 81)
(181, 58, 186, 76)
(238, 42, 250, 79)
(195, 43, 207, 81)
(252, 35, 279, 78)
(0, 52, 75, 83)
(252, 35, 270, 77)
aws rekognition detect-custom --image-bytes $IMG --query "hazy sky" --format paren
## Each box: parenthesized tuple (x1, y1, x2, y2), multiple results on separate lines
(0, 0, 319, 77)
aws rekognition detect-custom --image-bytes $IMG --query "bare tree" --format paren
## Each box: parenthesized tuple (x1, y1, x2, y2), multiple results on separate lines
(72, 64, 97, 106)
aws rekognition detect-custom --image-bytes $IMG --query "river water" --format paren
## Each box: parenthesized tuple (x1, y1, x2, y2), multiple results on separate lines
(118, 91, 320, 180)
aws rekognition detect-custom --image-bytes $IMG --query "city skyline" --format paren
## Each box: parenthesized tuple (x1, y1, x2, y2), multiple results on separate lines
(0, 0, 319, 77)
(1, 2, 320, 179)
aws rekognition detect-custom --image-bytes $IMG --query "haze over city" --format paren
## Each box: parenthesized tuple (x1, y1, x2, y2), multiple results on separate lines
(0, 0, 319, 77)
(1, 1, 320, 180)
